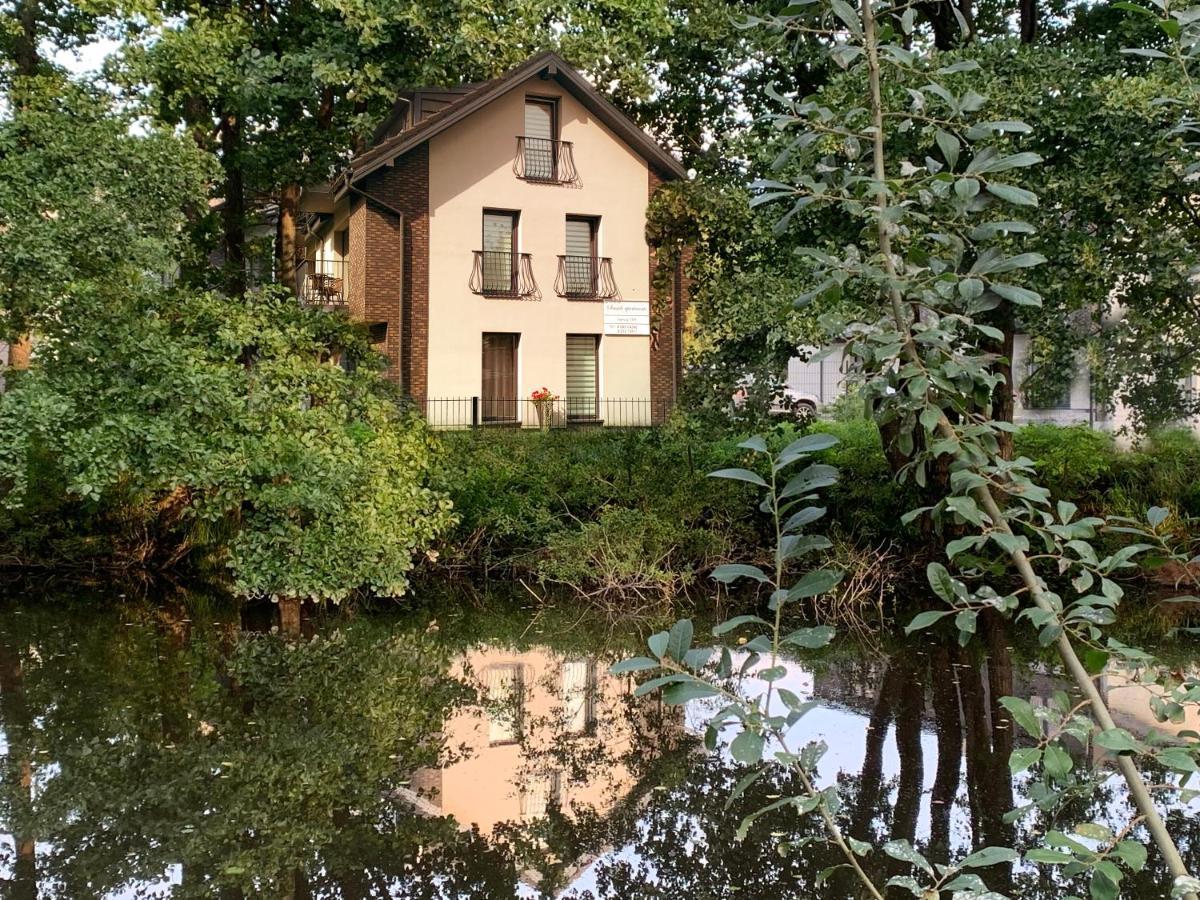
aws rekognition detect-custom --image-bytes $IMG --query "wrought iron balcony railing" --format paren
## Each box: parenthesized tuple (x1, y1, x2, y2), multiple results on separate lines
(294, 258, 347, 308)
(513, 137, 579, 185)
(469, 251, 541, 300)
(554, 255, 619, 300)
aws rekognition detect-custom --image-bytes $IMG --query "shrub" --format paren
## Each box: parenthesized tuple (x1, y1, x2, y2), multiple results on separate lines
(434, 425, 758, 593)
(1012, 424, 1118, 496)
(0, 290, 454, 601)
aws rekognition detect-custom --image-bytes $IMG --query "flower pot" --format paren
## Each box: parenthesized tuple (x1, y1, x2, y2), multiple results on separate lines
(534, 400, 552, 431)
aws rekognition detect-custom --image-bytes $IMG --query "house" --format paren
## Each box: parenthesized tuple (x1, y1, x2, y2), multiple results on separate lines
(298, 52, 690, 427)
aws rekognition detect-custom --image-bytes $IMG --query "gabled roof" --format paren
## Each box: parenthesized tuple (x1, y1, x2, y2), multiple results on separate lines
(337, 51, 686, 195)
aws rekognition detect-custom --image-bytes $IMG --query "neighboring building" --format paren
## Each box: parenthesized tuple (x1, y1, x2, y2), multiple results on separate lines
(785, 335, 1200, 436)
(298, 52, 690, 427)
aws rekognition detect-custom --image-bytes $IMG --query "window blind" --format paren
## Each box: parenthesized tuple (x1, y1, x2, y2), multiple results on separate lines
(524, 100, 554, 140)
(566, 335, 598, 419)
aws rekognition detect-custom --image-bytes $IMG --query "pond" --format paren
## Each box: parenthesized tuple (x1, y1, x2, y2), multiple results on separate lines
(0, 588, 1197, 899)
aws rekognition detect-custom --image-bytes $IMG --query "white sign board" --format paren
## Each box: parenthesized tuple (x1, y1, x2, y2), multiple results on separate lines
(604, 300, 651, 336)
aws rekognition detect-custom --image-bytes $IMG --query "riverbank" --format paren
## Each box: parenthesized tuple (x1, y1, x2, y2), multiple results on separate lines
(2, 417, 1198, 607)
(427, 420, 1200, 600)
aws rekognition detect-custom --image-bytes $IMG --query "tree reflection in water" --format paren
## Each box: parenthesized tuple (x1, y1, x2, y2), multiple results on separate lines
(1, 599, 1199, 899)
(562, 615, 1200, 900)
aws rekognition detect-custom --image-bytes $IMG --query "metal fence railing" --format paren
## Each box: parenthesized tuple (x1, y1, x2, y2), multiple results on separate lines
(513, 137, 579, 185)
(294, 258, 347, 308)
(400, 397, 671, 430)
(554, 255, 619, 300)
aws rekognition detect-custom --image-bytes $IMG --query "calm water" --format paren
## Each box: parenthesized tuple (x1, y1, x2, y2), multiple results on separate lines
(0, 589, 1197, 899)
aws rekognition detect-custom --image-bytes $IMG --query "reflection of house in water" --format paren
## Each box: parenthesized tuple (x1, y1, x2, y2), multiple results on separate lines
(408, 646, 681, 839)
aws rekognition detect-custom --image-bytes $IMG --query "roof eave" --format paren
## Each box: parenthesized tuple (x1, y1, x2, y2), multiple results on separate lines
(344, 51, 686, 188)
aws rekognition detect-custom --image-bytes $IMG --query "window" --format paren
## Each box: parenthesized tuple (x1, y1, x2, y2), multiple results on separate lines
(338, 228, 349, 259)
(482, 333, 519, 422)
(523, 98, 558, 180)
(562, 659, 597, 734)
(566, 334, 599, 420)
(563, 216, 598, 296)
(1022, 358, 1072, 410)
(482, 210, 518, 294)
(519, 771, 561, 818)
(484, 663, 523, 745)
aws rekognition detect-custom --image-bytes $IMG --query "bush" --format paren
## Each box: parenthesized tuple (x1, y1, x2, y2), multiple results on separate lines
(434, 425, 759, 593)
(0, 290, 454, 601)
(1012, 424, 1118, 496)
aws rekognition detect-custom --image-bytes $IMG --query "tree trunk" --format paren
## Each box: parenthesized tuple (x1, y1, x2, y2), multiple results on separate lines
(850, 664, 894, 841)
(891, 655, 925, 843)
(927, 645, 962, 865)
(13, 0, 41, 77)
(984, 305, 1017, 459)
(218, 111, 247, 296)
(278, 597, 302, 638)
(1020, 0, 1037, 43)
(916, 0, 973, 50)
(0, 638, 37, 900)
(277, 182, 302, 285)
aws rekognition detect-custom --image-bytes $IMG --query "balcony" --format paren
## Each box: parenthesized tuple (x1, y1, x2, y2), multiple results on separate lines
(469, 251, 541, 300)
(554, 255, 619, 300)
(295, 258, 347, 308)
(512, 137, 579, 185)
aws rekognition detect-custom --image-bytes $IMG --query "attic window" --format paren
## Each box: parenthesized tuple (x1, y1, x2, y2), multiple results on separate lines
(514, 97, 578, 185)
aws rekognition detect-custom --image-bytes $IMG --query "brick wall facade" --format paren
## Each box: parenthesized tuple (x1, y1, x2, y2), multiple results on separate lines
(648, 169, 689, 422)
(348, 144, 430, 393)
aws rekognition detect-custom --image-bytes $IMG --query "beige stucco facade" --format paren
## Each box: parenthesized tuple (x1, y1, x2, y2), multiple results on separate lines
(425, 77, 653, 424)
(413, 645, 641, 837)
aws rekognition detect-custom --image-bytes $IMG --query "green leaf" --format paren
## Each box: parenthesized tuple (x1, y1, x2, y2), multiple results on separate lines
(1113, 840, 1147, 873)
(1076, 822, 1114, 842)
(609, 657, 659, 675)
(1094, 728, 1141, 754)
(999, 696, 1041, 738)
(1082, 648, 1109, 676)
(904, 609, 954, 634)
(730, 728, 764, 764)
(946, 535, 985, 559)
(935, 129, 960, 170)
(713, 614, 771, 636)
(709, 468, 766, 487)
(662, 681, 719, 704)
(777, 432, 839, 460)
(926, 562, 960, 602)
(990, 282, 1042, 306)
(959, 846, 1020, 868)
(1147, 505, 1170, 528)
(712, 564, 769, 584)
(787, 568, 843, 601)
(954, 609, 977, 644)
(666, 619, 694, 662)
(883, 839, 934, 876)
(1158, 747, 1200, 773)
(782, 506, 827, 532)
(1008, 747, 1041, 773)
(737, 435, 768, 453)
(1043, 743, 1073, 779)
(648, 631, 669, 659)
(986, 182, 1038, 207)
(1025, 848, 1073, 864)
(991, 531, 1030, 555)
(1090, 867, 1120, 900)
(782, 624, 836, 649)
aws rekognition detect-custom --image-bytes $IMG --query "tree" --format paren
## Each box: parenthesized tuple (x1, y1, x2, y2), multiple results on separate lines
(0, 74, 455, 600)
(122, 0, 673, 289)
